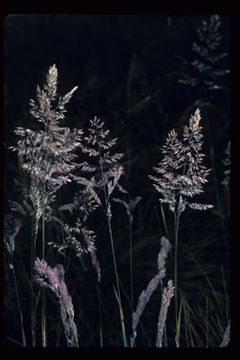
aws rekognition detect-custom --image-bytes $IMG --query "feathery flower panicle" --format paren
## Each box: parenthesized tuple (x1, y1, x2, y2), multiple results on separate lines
(150, 109, 212, 347)
(68, 116, 124, 282)
(59, 185, 99, 219)
(132, 236, 172, 343)
(179, 15, 230, 91)
(73, 116, 125, 215)
(75, 117, 126, 344)
(57, 185, 101, 282)
(155, 280, 174, 347)
(222, 141, 231, 187)
(221, 141, 230, 217)
(10, 65, 82, 222)
(132, 270, 166, 339)
(34, 258, 79, 347)
(149, 109, 213, 215)
(157, 236, 172, 272)
(82, 228, 101, 283)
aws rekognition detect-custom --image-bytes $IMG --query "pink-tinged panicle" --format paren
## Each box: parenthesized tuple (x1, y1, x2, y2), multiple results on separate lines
(149, 109, 213, 215)
(34, 258, 52, 289)
(222, 141, 231, 187)
(132, 235, 173, 344)
(59, 116, 123, 286)
(107, 166, 124, 196)
(74, 116, 125, 209)
(58, 183, 101, 282)
(34, 258, 49, 276)
(179, 15, 230, 91)
(155, 280, 174, 347)
(34, 258, 61, 292)
(188, 203, 213, 210)
(44, 64, 58, 100)
(9, 65, 82, 223)
(82, 228, 101, 283)
(34, 258, 79, 347)
(132, 269, 166, 338)
(157, 236, 172, 272)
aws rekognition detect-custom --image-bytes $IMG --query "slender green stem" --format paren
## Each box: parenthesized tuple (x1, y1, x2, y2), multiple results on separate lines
(99, 154, 128, 347)
(97, 283, 103, 347)
(41, 295, 46, 347)
(42, 203, 46, 259)
(206, 296, 209, 348)
(107, 216, 121, 301)
(160, 204, 170, 239)
(129, 217, 134, 310)
(41, 201, 47, 347)
(11, 257, 27, 347)
(107, 216, 128, 347)
(174, 212, 180, 347)
(31, 219, 38, 346)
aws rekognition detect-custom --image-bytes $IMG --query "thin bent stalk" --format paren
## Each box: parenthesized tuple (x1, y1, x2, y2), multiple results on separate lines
(12, 258, 27, 347)
(97, 284, 103, 347)
(30, 220, 38, 346)
(129, 217, 134, 310)
(174, 212, 180, 347)
(107, 216, 128, 347)
(99, 157, 128, 347)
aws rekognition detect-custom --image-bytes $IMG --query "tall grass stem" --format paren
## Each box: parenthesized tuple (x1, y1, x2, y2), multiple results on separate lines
(41, 202, 47, 347)
(129, 218, 134, 310)
(12, 260, 27, 347)
(99, 152, 128, 347)
(30, 220, 38, 346)
(107, 216, 128, 347)
(97, 284, 103, 347)
(174, 212, 180, 347)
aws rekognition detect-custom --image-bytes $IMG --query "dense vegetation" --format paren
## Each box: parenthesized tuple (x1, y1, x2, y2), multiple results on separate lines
(4, 14, 230, 347)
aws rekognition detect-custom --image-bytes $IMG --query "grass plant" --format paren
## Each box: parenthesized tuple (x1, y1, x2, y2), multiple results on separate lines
(4, 63, 230, 348)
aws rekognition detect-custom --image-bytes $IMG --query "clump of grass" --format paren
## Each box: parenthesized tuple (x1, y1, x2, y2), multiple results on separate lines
(5, 64, 229, 348)
(9, 64, 82, 346)
(72, 116, 128, 346)
(149, 108, 213, 346)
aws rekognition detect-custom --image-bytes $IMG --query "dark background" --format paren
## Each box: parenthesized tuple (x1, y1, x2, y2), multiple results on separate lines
(4, 13, 230, 347)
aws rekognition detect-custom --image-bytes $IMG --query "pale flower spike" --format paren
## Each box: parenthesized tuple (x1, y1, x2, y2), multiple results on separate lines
(149, 108, 213, 215)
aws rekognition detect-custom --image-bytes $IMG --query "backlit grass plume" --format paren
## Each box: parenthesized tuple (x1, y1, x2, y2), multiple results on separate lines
(10, 64, 82, 226)
(72, 116, 127, 346)
(149, 108, 213, 346)
(9, 64, 82, 346)
(34, 258, 79, 347)
(149, 108, 213, 214)
(179, 15, 230, 91)
(73, 116, 125, 214)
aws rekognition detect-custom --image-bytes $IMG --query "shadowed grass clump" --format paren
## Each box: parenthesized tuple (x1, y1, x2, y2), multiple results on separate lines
(4, 57, 230, 348)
